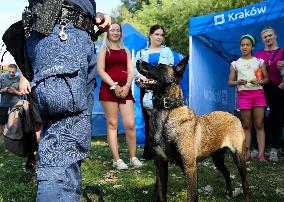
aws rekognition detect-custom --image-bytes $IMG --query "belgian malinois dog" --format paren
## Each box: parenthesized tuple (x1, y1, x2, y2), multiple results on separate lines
(136, 56, 249, 202)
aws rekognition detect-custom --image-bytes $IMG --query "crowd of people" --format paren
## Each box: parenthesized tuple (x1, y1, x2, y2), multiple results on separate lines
(0, 0, 284, 201)
(228, 27, 284, 162)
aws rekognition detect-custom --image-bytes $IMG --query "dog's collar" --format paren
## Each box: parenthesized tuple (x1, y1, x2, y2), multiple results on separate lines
(153, 97, 185, 109)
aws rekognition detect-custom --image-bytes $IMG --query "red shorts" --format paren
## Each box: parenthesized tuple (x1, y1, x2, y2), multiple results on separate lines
(237, 89, 267, 110)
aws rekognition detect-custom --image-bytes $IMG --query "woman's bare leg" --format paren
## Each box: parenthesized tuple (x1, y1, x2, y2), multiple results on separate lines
(101, 101, 120, 161)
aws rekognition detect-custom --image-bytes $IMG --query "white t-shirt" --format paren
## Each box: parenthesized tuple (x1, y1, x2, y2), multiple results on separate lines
(231, 57, 264, 91)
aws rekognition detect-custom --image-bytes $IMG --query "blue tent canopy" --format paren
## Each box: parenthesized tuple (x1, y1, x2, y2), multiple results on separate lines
(121, 23, 148, 53)
(188, 0, 284, 114)
(190, 0, 284, 62)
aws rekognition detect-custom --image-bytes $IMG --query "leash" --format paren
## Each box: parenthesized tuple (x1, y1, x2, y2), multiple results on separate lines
(91, 29, 104, 42)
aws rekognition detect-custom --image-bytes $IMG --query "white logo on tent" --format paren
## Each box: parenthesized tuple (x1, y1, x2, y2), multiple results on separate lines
(228, 6, 267, 22)
(214, 14, 225, 25)
(214, 6, 267, 26)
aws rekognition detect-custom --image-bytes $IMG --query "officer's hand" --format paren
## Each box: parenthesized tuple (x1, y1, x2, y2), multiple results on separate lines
(19, 75, 31, 95)
(95, 12, 111, 31)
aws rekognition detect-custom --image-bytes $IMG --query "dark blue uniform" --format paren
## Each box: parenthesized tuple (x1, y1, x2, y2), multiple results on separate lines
(26, 0, 97, 201)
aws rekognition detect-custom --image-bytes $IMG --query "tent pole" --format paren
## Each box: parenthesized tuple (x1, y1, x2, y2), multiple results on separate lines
(131, 49, 135, 95)
(188, 36, 193, 108)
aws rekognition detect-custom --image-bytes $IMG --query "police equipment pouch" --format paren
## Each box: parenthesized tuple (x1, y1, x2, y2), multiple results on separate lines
(34, 69, 89, 120)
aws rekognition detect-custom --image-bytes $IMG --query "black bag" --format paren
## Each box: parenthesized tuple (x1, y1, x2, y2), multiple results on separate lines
(3, 100, 37, 157)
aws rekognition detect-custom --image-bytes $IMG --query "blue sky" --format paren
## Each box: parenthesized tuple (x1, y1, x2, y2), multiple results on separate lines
(0, 0, 121, 64)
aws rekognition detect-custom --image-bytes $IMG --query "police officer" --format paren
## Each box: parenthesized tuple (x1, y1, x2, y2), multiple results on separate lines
(18, 0, 111, 201)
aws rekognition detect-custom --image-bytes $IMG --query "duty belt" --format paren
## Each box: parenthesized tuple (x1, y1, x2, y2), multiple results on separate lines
(22, 2, 104, 41)
(60, 4, 94, 34)
(59, 3, 103, 41)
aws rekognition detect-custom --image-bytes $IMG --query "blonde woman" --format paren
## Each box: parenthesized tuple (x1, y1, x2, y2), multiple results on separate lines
(255, 27, 284, 162)
(97, 22, 142, 170)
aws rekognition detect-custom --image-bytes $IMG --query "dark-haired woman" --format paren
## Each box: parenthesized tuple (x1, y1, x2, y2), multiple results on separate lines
(134, 24, 174, 160)
(228, 34, 269, 162)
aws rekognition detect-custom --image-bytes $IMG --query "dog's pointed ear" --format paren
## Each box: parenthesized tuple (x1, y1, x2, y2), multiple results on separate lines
(136, 59, 141, 67)
(175, 55, 189, 76)
(136, 60, 151, 74)
(136, 59, 143, 73)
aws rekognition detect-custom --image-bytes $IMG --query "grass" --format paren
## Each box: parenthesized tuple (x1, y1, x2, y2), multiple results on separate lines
(0, 135, 284, 202)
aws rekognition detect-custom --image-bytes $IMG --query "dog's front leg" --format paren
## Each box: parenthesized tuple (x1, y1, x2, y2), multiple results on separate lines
(154, 155, 168, 202)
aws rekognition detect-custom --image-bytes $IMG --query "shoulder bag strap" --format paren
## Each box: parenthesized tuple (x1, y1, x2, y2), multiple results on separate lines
(268, 48, 281, 67)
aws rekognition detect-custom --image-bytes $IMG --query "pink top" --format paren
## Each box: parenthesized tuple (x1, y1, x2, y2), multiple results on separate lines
(255, 48, 283, 85)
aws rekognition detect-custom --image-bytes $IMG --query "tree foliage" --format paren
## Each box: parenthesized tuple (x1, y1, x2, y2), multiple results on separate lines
(112, 0, 264, 54)
(120, 0, 150, 13)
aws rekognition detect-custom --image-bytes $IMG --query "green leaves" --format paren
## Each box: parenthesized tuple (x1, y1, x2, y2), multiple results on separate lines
(113, 0, 264, 54)
(121, 0, 151, 13)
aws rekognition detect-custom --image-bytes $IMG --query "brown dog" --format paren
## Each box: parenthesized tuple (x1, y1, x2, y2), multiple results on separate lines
(136, 56, 249, 202)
